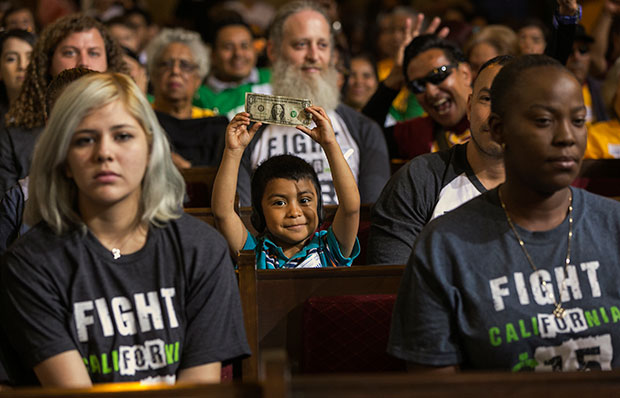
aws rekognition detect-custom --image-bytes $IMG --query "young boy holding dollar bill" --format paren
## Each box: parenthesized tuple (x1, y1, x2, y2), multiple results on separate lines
(212, 107, 360, 269)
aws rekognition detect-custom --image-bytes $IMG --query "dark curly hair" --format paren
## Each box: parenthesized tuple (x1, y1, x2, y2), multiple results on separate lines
(6, 14, 128, 129)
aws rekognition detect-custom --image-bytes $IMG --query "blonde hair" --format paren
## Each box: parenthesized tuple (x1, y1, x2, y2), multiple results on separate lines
(25, 72, 185, 234)
(464, 25, 519, 60)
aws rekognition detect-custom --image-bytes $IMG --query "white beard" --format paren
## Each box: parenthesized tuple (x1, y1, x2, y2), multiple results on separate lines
(271, 58, 340, 111)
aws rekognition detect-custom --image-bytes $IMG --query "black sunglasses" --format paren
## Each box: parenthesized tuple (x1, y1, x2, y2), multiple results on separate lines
(407, 64, 457, 94)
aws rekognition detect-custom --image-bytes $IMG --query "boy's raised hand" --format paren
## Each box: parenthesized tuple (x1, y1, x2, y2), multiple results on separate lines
(296, 106, 336, 147)
(226, 112, 262, 153)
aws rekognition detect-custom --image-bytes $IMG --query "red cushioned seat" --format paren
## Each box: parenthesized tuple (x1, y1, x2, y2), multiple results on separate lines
(220, 363, 233, 381)
(301, 294, 406, 373)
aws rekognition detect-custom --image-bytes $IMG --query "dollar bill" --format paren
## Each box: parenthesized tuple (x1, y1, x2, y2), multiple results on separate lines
(245, 93, 313, 127)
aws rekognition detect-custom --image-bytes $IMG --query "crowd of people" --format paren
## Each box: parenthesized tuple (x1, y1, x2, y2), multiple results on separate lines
(0, 0, 617, 389)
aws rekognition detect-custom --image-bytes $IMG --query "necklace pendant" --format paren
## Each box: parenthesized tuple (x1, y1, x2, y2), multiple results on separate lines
(112, 248, 121, 260)
(553, 304, 566, 319)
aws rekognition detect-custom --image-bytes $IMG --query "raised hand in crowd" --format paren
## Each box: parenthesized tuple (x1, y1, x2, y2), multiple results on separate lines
(557, 0, 579, 16)
(383, 14, 450, 91)
(590, 0, 620, 76)
(297, 106, 360, 258)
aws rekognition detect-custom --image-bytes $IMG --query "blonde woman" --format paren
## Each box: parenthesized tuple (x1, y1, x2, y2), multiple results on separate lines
(0, 73, 249, 387)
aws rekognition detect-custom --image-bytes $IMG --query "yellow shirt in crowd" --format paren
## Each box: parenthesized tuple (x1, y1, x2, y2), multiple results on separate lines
(584, 119, 620, 159)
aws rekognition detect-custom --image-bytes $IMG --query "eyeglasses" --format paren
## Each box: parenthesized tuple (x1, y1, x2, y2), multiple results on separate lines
(407, 64, 457, 94)
(156, 58, 198, 74)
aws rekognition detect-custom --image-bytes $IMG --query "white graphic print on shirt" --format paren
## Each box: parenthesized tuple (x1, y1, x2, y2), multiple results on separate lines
(250, 110, 360, 205)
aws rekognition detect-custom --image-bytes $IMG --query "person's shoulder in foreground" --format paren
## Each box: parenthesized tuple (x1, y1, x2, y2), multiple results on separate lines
(388, 187, 620, 371)
(367, 144, 474, 265)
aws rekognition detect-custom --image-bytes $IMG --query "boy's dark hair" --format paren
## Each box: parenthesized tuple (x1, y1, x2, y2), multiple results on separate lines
(490, 54, 564, 118)
(251, 154, 323, 233)
(402, 34, 465, 86)
(474, 54, 514, 84)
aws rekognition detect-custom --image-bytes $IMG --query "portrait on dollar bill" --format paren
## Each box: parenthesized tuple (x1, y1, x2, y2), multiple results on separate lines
(271, 104, 285, 122)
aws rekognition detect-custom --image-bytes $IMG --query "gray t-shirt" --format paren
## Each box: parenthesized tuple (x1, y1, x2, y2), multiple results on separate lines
(0, 214, 250, 384)
(388, 188, 620, 371)
(368, 144, 485, 264)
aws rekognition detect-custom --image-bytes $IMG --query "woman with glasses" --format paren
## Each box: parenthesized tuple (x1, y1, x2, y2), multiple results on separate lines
(388, 54, 620, 372)
(0, 72, 249, 387)
(147, 28, 228, 169)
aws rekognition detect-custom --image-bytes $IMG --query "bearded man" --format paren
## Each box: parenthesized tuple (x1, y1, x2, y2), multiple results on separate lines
(236, 0, 390, 206)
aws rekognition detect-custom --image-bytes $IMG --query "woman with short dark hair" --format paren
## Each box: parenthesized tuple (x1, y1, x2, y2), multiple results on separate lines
(389, 55, 620, 372)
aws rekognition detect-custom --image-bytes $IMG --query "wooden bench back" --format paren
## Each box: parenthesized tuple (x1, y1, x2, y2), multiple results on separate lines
(180, 166, 218, 208)
(0, 382, 263, 397)
(289, 367, 620, 398)
(237, 251, 404, 381)
(6, 351, 620, 398)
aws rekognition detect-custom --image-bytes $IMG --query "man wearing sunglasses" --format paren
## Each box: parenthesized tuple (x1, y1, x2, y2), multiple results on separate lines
(368, 55, 511, 265)
(364, 35, 472, 160)
(393, 35, 472, 159)
(566, 25, 608, 123)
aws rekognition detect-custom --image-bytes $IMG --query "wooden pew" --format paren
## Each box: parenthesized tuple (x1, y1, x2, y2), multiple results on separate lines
(237, 252, 405, 381)
(257, 349, 620, 398)
(180, 166, 218, 208)
(184, 207, 258, 236)
(12, 349, 618, 397)
(572, 159, 620, 198)
(289, 368, 620, 398)
(0, 381, 264, 398)
(579, 159, 620, 178)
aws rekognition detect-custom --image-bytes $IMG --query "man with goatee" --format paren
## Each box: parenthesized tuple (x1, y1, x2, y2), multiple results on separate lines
(236, 0, 390, 206)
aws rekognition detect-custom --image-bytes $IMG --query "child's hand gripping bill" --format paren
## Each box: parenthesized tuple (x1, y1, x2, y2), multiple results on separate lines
(295, 106, 336, 147)
(226, 112, 262, 153)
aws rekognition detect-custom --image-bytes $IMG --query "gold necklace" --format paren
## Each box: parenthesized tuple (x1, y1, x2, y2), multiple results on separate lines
(498, 188, 573, 319)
